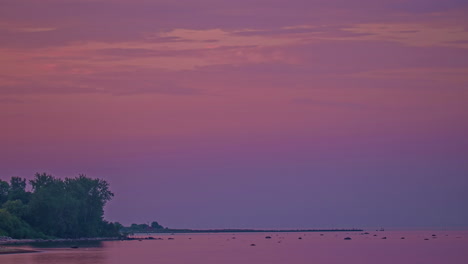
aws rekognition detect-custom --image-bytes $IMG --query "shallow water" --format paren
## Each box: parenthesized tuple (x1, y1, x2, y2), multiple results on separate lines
(2, 231, 467, 264)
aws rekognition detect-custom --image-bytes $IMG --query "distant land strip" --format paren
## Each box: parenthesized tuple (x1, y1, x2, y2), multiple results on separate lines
(133, 228, 363, 234)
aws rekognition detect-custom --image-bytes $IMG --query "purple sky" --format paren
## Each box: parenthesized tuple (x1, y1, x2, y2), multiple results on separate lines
(1, 0, 467, 229)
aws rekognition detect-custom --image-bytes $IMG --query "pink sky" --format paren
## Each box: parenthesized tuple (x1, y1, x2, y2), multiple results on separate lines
(1, 0, 467, 228)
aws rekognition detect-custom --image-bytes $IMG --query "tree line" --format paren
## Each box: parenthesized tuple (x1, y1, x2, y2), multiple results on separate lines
(120, 221, 166, 234)
(0, 173, 121, 239)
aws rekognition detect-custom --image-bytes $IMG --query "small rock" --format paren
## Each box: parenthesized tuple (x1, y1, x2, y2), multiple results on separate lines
(344, 237, 352, 240)
(250, 244, 256, 246)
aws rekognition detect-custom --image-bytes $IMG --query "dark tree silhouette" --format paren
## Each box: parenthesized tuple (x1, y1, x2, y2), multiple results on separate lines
(0, 173, 119, 239)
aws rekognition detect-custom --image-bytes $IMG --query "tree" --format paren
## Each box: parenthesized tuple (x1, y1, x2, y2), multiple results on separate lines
(29, 173, 56, 190)
(151, 221, 164, 229)
(8, 177, 30, 203)
(113, 222, 123, 231)
(64, 174, 114, 237)
(0, 179, 9, 204)
(0, 173, 119, 239)
(2, 200, 27, 218)
(27, 173, 117, 238)
(27, 173, 68, 237)
(0, 209, 44, 239)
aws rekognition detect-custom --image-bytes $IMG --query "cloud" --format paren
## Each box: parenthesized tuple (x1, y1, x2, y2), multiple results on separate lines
(0, 69, 201, 96)
(2, 0, 464, 49)
(94, 46, 257, 58)
(0, 0, 467, 98)
(0, 97, 24, 104)
(341, 23, 468, 48)
(291, 98, 369, 110)
(13, 27, 57, 33)
(0, 83, 200, 96)
(350, 68, 468, 85)
(445, 40, 468, 44)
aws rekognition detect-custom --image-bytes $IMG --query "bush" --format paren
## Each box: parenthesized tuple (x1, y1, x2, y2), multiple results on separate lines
(0, 209, 45, 239)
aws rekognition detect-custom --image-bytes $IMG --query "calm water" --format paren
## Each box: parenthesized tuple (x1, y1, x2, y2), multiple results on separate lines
(2, 231, 467, 264)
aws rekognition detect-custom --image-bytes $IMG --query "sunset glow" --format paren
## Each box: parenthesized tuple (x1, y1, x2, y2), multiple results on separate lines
(1, 0, 467, 229)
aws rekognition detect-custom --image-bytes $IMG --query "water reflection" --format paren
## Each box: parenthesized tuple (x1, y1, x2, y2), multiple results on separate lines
(30, 249, 106, 264)
(1, 231, 467, 264)
(1, 241, 106, 264)
(29, 241, 103, 249)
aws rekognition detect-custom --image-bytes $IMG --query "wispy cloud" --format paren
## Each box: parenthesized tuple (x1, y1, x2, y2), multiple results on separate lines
(0, 21, 57, 32)
(0, 0, 467, 98)
(350, 68, 468, 84)
(341, 23, 468, 48)
(0, 69, 201, 96)
(291, 98, 370, 110)
(0, 97, 24, 104)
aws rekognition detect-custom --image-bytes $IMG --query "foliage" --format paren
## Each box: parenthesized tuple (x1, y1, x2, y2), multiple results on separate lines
(121, 221, 166, 233)
(8, 177, 30, 203)
(151, 221, 164, 229)
(0, 173, 120, 239)
(2, 200, 27, 218)
(0, 209, 45, 239)
(0, 180, 9, 204)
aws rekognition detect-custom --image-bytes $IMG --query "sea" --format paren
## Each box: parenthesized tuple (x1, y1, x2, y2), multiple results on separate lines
(1, 230, 467, 264)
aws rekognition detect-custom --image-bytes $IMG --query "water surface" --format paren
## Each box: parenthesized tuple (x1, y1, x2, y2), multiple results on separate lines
(2, 231, 467, 264)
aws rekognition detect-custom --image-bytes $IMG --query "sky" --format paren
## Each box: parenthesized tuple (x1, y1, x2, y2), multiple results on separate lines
(1, 0, 467, 229)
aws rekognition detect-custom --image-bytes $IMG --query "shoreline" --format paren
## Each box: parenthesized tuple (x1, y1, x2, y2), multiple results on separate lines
(0, 247, 40, 255)
(126, 228, 364, 234)
(0, 230, 362, 245)
(0, 237, 121, 246)
(0, 229, 364, 246)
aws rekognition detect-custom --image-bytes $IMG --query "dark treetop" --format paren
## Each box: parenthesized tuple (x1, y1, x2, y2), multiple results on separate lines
(0, 173, 120, 239)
